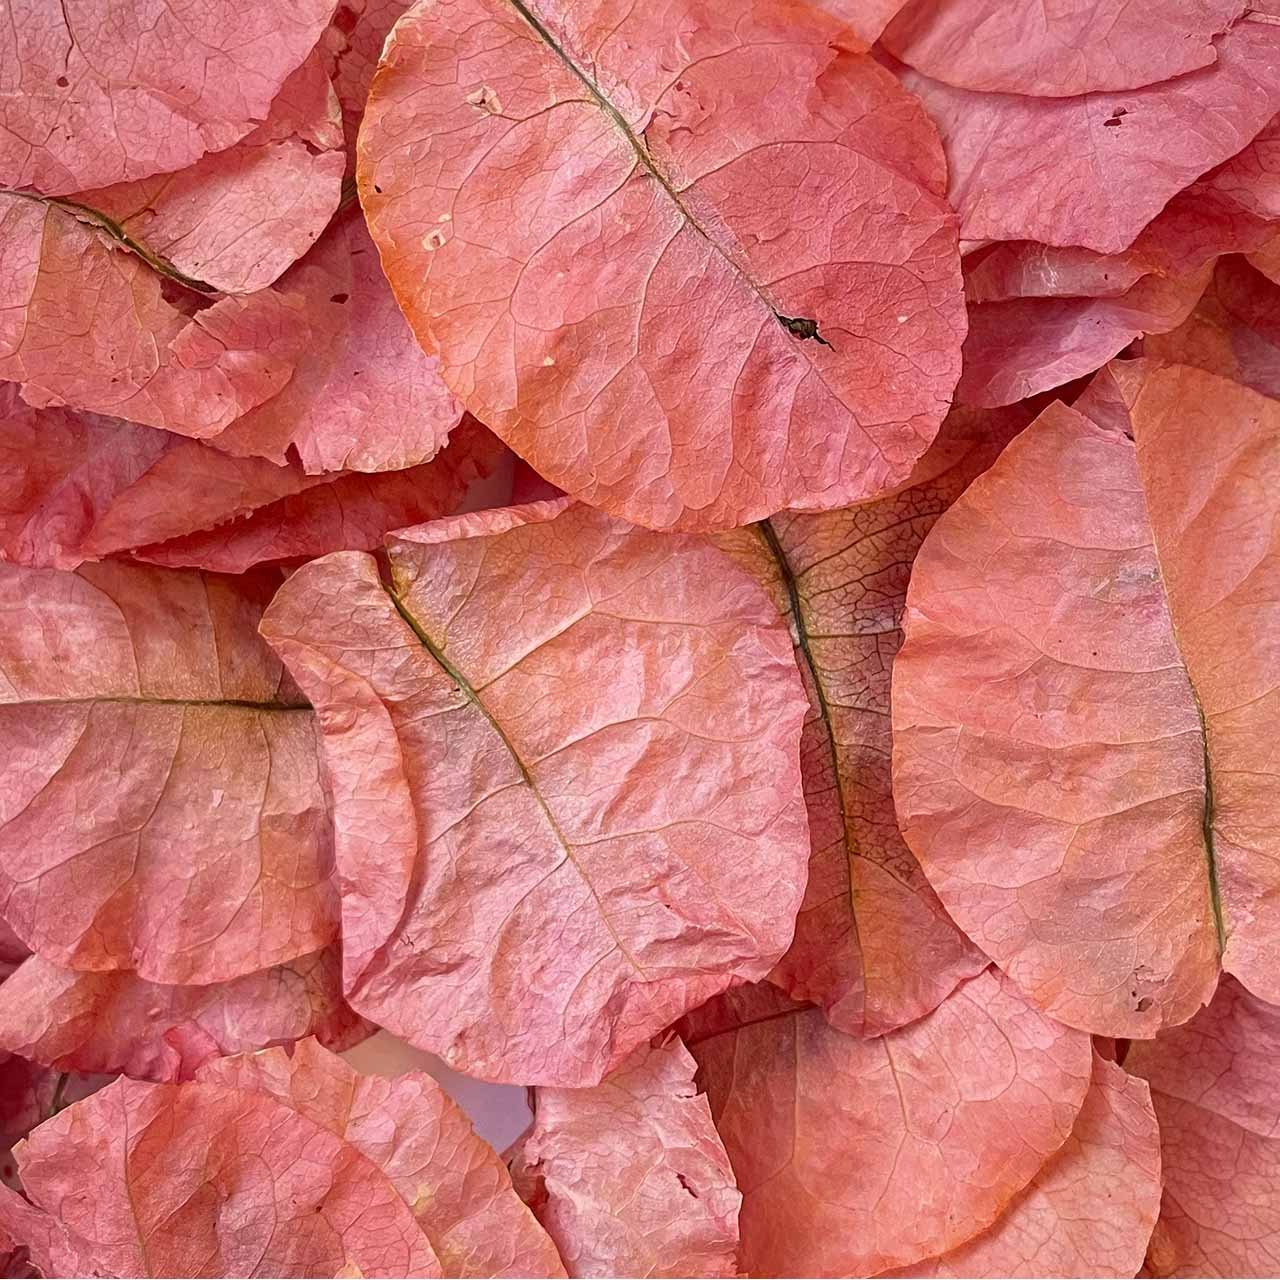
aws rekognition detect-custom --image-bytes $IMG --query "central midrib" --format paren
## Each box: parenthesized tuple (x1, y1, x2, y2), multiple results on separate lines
(8, 695, 311, 711)
(757, 519, 865, 960)
(503, 0, 829, 346)
(385, 581, 650, 977)
(4, 187, 217, 293)
(1129, 426, 1226, 957)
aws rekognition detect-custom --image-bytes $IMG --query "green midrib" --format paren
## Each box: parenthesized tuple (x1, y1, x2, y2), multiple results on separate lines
(757, 518, 862, 944)
(502, 0, 827, 345)
(9, 695, 311, 710)
(384, 577, 650, 976)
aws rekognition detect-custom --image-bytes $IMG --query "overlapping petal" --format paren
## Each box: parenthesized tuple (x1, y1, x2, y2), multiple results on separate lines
(260, 499, 810, 1084)
(359, 0, 965, 529)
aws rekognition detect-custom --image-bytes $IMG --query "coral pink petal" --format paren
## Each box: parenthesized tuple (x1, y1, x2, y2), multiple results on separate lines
(684, 969, 1092, 1277)
(955, 269, 1210, 407)
(207, 207, 463, 473)
(883, 0, 1247, 97)
(1144, 257, 1280, 400)
(358, 0, 965, 530)
(708, 405, 1040, 1036)
(892, 18, 1280, 254)
(0, 949, 368, 1083)
(894, 364, 1280, 1035)
(1128, 977, 1280, 1277)
(0, 1072, 443, 1277)
(259, 499, 810, 1085)
(884, 1052, 1162, 1278)
(0, 197, 308, 436)
(513, 1037, 739, 1278)
(125, 420, 504, 574)
(199, 1040, 564, 1278)
(0, 561, 335, 984)
(0, 0, 339, 195)
(70, 51, 346, 294)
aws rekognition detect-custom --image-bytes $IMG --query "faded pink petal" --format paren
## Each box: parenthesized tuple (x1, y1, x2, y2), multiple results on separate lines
(0, 392, 498, 575)
(0, 196, 307, 436)
(885, 1053, 1162, 1278)
(894, 364, 1280, 1035)
(0, 561, 336, 984)
(327, 0, 416, 149)
(200, 1040, 565, 1278)
(515, 1037, 739, 1278)
(359, 0, 965, 530)
(1128, 978, 1280, 1277)
(0, 948, 368, 1083)
(708, 406, 1037, 1036)
(1144, 256, 1280, 399)
(0, 1185, 94, 1278)
(970, 114, 1280, 304)
(260, 499, 811, 1085)
(883, 0, 1247, 97)
(0, 1073, 443, 1277)
(964, 242, 1151, 304)
(956, 268, 1210, 406)
(1207, 111, 1280, 221)
(684, 969, 1092, 1277)
(0, 388, 172, 570)
(103, 419, 503, 574)
(71, 51, 346, 294)
(0, 0, 339, 195)
(208, 206, 463, 473)
(892, 17, 1280, 254)
(807, 0, 910, 49)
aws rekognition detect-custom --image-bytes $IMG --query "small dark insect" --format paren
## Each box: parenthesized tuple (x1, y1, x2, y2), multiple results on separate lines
(777, 313, 832, 347)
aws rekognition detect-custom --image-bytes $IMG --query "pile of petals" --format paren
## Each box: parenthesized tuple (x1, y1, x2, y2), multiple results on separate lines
(1, 0, 1279, 1276)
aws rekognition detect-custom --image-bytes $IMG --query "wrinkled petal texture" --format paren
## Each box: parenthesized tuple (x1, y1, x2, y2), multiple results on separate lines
(710, 407, 1038, 1036)
(1145, 256, 1280, 401)
(70, 50, 346, 294)
(956, 268, 1209, 407)
(260, 499, 811, 1084)
(1251, 230, 1280, 284)
(1128, 977, 1280, 1277)
(0, 389, 171, 570)
(0, 948, 367, 1083)
(198, 1039, 564, 1278)
(0, 0, 339, 194)
(516, 1036, 739, 1278)
(883, 0, 1247, 96)
(685, 969, 1092, 1277)
(807, 0, 910, 49)
(207, 206, 463, 473)
(359, 0, 965, 530)
(0, 196, 306, 436)
(895, 18, 1280, 254)
(328, 0, 416, 148)
(0, 394, 496, 574)
(0, 561, 336, 983)
(894, 363, 1280, 1035)
(127, 420, 504, 574)
(0, 1071, 443, 1277)
(886, 1052, 1161, 1278)
(960, 115, 1280, 307)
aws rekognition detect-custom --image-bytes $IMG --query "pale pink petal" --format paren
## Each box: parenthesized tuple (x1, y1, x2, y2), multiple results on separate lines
(0, 561, 335, 983)
(200, 1040, 565, 1278)
(260, 499, 811, 1085)
(514, 1037, 739, 1278)
(684, 970, 1092, 1277)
